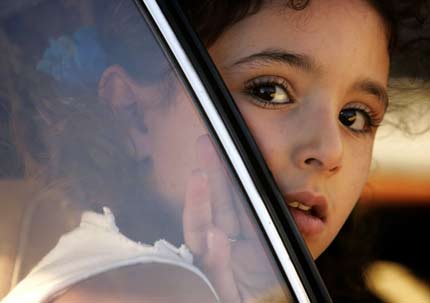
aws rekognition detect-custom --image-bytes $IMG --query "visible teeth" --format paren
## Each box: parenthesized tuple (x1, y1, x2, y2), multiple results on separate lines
(288, 201, 300, 208)
(288, 201, 311, 211)
(298, 204, 311, 211)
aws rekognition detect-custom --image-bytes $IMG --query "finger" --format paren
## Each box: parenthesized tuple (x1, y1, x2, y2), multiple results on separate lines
(234, 191, 259, 241)
(183, 169, 212, 256)
(204, 227, 241, 303)
(196, 135, 239, 237)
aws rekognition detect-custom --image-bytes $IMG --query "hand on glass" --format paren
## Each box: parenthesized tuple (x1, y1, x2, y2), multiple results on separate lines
(183, 135, 283, 303)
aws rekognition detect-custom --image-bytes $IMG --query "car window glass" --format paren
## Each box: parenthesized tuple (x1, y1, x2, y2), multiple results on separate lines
(0, 1, 296, 302)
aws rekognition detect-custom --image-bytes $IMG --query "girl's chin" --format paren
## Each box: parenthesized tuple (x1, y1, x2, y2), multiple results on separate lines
(302, 234, 329, 260)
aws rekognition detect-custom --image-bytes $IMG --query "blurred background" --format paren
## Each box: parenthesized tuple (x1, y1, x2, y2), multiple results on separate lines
(361, 101, 430, 302)
(318, 2, 430, 300)
(359, 3, 430, 299)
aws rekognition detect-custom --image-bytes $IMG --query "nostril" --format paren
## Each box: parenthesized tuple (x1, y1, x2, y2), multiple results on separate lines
(304, 157, 341, 173)
(329, 166, 339, 173)
(304, 158, 320, 166)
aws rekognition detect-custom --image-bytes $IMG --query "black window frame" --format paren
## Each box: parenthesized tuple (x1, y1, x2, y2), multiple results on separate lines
(137, 0, 333, 302)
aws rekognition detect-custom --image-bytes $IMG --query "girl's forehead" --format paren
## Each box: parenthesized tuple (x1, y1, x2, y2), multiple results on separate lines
(226, 0, 387, 43)
(210, 0, 389, 79)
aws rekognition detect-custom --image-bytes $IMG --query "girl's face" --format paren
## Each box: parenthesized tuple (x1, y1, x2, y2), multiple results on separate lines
(142, 0, 389, 258)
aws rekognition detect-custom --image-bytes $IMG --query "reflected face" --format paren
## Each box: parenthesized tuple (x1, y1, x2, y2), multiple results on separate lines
(142, 0, 389, 258)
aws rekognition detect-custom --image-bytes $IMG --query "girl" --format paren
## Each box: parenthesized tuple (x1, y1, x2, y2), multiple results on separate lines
(1, 0, 419, 302)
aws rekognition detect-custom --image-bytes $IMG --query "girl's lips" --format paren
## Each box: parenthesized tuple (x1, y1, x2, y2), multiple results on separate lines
(287, 207, 325, 236)
(284, 191, 328, 236)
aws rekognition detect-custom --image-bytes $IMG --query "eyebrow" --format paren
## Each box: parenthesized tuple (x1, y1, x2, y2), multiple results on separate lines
(353, 79, 389, 110)
(232, 49, 319, 72)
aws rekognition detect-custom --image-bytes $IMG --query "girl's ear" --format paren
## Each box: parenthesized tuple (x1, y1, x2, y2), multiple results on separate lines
(98, 65, 136, 108)
(98, 65, 153, 160)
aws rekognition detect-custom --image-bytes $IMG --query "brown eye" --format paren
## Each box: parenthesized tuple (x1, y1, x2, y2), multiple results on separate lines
(244, 76, 294, 109)
(339, 108, 367, 131)
(250, 83, 290, 104)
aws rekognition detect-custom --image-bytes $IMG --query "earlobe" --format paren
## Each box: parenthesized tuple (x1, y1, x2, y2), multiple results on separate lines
(98, 65, 153, 160)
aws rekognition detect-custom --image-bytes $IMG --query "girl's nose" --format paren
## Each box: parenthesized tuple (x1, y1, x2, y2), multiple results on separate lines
(292, 107, 343, 175)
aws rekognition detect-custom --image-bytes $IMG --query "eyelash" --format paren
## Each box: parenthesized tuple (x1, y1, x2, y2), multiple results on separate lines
(243, 76, 294, 109)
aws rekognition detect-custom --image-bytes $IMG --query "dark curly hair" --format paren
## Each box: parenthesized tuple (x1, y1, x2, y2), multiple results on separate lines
(184, 0, 398, 49)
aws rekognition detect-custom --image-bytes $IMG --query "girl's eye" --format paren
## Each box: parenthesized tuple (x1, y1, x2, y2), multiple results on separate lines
(250, 84, 289, 103)
(244, 76, 293, 108)
(339, 108, 371, 132)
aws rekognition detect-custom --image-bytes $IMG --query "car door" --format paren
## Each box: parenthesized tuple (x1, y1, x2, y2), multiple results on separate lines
(0, 0, 331, 302)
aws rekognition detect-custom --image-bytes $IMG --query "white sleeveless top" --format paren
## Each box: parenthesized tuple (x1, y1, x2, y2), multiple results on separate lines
(1, 207, 218, 303)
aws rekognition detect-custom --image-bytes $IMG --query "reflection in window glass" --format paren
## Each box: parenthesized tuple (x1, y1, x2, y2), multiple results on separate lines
(0, 0, 293, 302)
